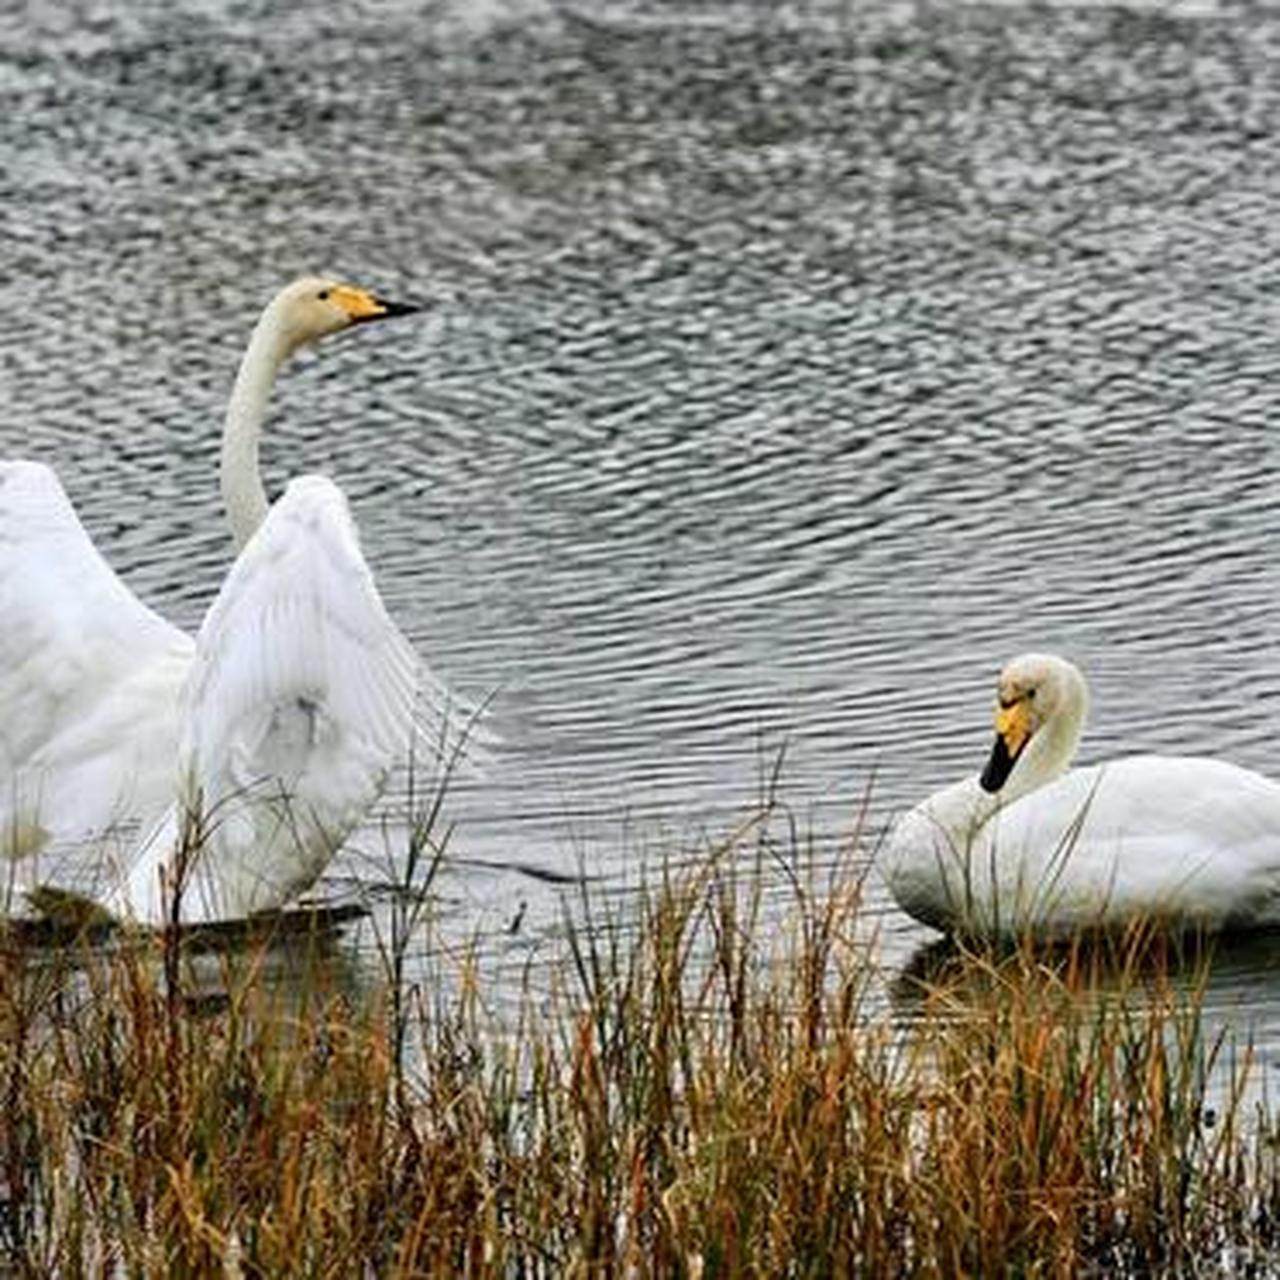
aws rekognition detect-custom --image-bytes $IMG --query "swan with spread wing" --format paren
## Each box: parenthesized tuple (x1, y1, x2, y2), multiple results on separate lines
(881, 652, 1280, 938)
(1, 277, 456, 924)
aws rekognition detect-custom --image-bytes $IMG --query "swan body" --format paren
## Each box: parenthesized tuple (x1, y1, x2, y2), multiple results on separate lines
(881, 653, 1280, 938)
(3, 277, 450, 924)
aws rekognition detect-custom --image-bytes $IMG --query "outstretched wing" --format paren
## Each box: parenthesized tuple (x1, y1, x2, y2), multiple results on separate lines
(0, 460, 193, 855)
(115, 475, 432, 923)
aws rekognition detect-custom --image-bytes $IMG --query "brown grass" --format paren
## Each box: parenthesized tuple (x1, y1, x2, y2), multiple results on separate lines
(0, 797, 1277, 1276)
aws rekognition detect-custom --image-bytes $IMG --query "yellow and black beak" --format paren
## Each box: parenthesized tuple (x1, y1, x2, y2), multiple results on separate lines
(979, 698, 1034, 794)
(330, 284, 421, 325)
(360, 295, 420, 323)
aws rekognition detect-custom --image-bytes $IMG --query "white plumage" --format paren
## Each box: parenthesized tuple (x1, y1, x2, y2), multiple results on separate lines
(3, 276, 457, 924)
(881, 652, 1280, 939)
(0, 460, 193, 858)
(116, 476, 423, 922)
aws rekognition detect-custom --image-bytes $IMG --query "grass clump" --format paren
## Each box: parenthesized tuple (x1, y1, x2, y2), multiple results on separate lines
(0, 798, 1278, 1274)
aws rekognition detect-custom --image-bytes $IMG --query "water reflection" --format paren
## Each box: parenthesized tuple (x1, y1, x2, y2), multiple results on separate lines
(891, 927, 1280, 1111)
(165, 919, 366, 1030)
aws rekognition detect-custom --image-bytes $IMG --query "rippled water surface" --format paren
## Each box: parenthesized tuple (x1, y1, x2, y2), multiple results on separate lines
(6, 0, 1280, 1063)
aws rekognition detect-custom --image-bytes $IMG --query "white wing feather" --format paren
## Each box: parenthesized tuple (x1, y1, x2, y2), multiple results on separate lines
(0, 461, 193, 861)
(114, 475, 427, 923)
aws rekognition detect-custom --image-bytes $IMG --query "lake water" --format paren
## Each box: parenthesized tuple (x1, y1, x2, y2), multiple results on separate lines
(5, 0, 1280, 1074)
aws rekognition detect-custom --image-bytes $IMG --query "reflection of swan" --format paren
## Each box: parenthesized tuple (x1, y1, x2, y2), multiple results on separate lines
(2, 277, 451, 923)
(881, 652, 1280, 939)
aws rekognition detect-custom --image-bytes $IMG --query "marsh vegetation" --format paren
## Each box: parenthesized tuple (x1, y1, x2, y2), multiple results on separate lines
(0, 795, 1277, 1276)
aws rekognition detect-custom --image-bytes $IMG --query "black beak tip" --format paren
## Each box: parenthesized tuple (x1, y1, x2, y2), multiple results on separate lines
(377, 297, 422, 319)
(979, 735, 1014, 794)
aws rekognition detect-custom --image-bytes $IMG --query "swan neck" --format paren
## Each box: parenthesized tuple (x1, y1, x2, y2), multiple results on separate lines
(221, 307, 296, 551)
(1004, 681, 1088, 804)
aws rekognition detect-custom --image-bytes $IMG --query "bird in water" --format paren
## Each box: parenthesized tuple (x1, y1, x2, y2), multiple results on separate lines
(1, 277, 466, 924)
(881, 651, 1280, 939)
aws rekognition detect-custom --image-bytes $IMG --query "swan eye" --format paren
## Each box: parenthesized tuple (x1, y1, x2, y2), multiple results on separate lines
(317, 289, 330, 301)
(1027, 688, 1036, 700)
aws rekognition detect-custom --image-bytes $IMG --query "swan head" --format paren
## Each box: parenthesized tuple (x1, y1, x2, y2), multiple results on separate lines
(979, 651, 1089, 794)
(265, 276, 420, 355)
(221, 275, 421, 551)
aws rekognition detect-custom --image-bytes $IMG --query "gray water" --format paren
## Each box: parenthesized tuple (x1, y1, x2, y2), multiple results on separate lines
(5, 0, 1280, 1068)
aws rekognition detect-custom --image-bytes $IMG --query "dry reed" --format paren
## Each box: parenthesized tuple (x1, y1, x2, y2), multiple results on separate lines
(0, 794, 1277, 1276)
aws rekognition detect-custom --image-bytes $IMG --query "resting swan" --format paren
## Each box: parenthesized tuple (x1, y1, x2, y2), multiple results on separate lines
(881, 652, 1280, 938)
(1, 277, 453, 923)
